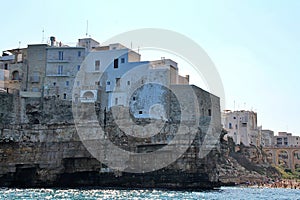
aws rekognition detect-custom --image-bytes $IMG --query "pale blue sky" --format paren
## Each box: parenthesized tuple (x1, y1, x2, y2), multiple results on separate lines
(1, 0, 300, 135)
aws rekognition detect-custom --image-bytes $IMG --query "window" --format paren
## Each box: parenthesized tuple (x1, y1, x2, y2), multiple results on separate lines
(235, 124, 238, 129)
(66, 81, 69, 86)
(4, 63, 8, 70)
(139, 111, 143, 114)
(58, 51, 64, 60)
(53, 82, 56, 86)
(121, 58, 125, 63)
(95, 60, 100, 71)
(133, 97, 136, 101)
(233, 116, 236, 119)
(63, 93, 67, 99)
(12, 71, 19, 80)
(32, 87, 39, 92)
(208, 109, 211, 116)
(77, 65, 80, 71)
(229, 123, 232, 129)
(58, 65, 63, 75)
(127, 81, 130, 85)
(78, 51, 81, 57)
(116, 78, 120, 87)
(115, 98, 118, 105)
(95, 81, 100, 85)
(107, 81, 110, 85)
(114, 59, 118, 68)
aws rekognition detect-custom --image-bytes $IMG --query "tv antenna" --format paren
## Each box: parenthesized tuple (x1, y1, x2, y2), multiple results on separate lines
(41, 28, 45, 43)
(86, 20, 89, 37)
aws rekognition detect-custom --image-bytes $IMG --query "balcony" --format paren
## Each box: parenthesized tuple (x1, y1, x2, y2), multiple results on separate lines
(46, 72, 70, 77)
(47, 59, 70, 63)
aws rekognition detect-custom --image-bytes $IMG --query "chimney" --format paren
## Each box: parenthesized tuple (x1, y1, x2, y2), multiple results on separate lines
(50, 36, 56, 47)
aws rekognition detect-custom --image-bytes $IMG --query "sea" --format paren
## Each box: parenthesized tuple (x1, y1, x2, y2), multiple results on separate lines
(0, 187, 300, 200)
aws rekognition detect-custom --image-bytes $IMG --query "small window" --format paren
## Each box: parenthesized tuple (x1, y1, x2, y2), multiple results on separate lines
(235, 124, 238, 129)
(233, 116, 236, 119)
(78, 51, 81, 57)
(121, 58, 125, 63)
(77, 65, 80, 71)
(208, 109, 211, 116)
(95, 60, 100, 71)
(66, 81, 69, 86)
(127, 81, 130, 85)
(95, 81, 100, 85)
(32, 87, 39, 92)
(115, 98, 118, 105)
(107, 81, 110, 85)
(63, 93, 67, 99)
(116, 78, 120, 87)
(229, 123, 232, 129)
(139, 111, 143, 114)
(53, 82, 56, 86)
(58, 65, 63, 75)
(133, 96, 136, 101)
(4, 63, 8, 70)
(114, 59, 119, 68)
(58, 51, 64, 60)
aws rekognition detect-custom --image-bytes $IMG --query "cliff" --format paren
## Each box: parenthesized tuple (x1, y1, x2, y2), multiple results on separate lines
(0, 92, 280, 189)
(0, 91, 222, 189)
(217, 130, 281, 185)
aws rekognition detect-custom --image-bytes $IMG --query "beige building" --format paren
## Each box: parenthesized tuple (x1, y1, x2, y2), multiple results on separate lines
(274, 132, 300, 147)
(222, 110, 261, 146)
(44, 45, 85, 100)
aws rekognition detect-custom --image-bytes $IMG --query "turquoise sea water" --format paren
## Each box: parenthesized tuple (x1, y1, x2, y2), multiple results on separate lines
(1, 187, 300, 200)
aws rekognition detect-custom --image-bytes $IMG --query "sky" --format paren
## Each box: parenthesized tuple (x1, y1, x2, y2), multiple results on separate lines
(1, 0, 300, 135)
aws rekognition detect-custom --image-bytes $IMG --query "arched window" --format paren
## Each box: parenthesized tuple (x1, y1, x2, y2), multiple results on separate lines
(83, 91, 94, 99)
(12, 71, 19, 80)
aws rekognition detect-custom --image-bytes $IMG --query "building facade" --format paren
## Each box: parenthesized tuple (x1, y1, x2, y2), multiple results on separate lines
(74, 42, 189, 120)
(44, 46, 85, 100)
(222, 110, 261, 146)
(274, 132, 300, 147)
(261, 129, 274, 147)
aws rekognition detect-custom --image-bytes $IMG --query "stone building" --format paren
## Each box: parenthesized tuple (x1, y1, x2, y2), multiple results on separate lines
(261, 129, 274, 147)
(20, 44, 48, 98)
(222, 110, 261, 146)
(0, 49, 26, 93)
(44, 45, 85, 100)
(274, 132, 300, 147)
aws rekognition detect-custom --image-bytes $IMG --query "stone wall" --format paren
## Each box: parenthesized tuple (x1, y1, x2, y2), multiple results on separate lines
(0, 90, 223, 189)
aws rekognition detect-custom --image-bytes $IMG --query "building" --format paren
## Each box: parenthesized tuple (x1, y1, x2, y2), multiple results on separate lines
(274, 132, 300, 147)
(44, 38, 85, 100)
(1, 36, 190, 112)
(261, 129, 274, 147)
(74, 42, 189, 118)
(222, 110, 261, 146)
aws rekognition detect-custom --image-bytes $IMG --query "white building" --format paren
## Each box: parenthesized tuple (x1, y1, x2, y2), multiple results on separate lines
(74, 42, 189, 119)
(222, 110, 261, 146)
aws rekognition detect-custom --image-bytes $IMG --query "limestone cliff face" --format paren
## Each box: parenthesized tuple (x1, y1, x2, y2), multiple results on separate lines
(0, 91, 281, 188)
(217, 131, 281, 184)
(0, 92, 222, 189)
